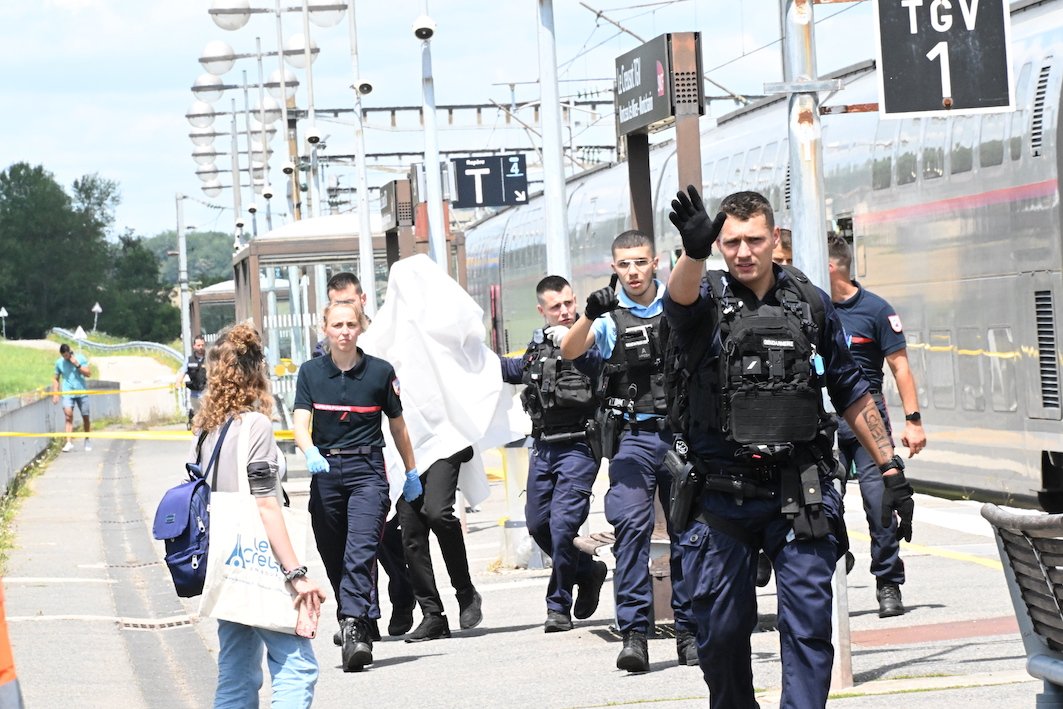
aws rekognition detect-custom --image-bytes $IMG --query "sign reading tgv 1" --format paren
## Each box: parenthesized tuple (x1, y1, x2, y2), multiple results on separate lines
(451, 154, 528, 209)
(874, 0, 1014, 117)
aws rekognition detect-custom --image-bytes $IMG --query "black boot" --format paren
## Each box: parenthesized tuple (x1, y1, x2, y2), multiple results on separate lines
(675, 627, 699, 666)
(388, 604, 416, 637)
(457, 589, 483, 630)
(616, 631, 649, 673)
(341, 617, 373, 672)
(405, 612, 451, 643)
(574, 560, 608, 619)
(876, 582, 905, 618)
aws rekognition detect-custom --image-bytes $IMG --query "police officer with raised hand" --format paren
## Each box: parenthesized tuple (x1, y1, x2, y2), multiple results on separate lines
(560, 233, 697, 673)
(664, 186, 914, 708)
(828, 234, 926, 618)
(500, 275, 607, 633)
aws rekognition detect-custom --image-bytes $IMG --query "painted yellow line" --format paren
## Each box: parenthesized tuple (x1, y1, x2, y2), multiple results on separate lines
(849, 530, 1003, 571)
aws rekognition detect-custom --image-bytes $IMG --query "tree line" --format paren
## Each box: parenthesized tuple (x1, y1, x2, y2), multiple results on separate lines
(0, 162, 234, 342)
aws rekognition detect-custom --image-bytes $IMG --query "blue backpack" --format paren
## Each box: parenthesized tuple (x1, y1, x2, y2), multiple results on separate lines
(152, 418, 234, 598)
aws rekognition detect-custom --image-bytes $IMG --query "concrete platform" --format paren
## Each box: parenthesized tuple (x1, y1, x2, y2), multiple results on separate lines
(2, 431, 1042, 708)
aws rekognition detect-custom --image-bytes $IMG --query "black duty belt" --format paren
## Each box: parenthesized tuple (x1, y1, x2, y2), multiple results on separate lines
(325, 446, 380, 456)
(621, 417, 666, 433)
(691, 458, 779, 501)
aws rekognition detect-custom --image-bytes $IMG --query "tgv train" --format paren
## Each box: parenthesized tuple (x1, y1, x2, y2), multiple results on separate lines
(464, 0, 1063, 509)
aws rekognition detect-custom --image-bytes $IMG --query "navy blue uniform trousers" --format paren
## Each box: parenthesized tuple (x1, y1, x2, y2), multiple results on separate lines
(836, 397, 904, 586)
(605, 427, 694, 634)
(396, 450, 475, 614)
(680, 478, 843, 709)
(526, 439, 598, 614)
(308, 450, 390, 621)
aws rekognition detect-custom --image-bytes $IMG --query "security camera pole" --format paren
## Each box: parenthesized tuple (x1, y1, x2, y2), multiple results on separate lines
(347, 0, 378, 316)
(416, 8, 448, 270)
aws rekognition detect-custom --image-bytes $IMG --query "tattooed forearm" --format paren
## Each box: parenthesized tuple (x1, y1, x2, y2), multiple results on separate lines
(860, 399, 893, 461)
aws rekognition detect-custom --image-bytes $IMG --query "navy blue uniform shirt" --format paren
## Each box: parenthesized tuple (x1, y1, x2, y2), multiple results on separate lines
(662, 265, 870, 459)
(833, 282, 906, 391)
(294, 348, 403, 449)
(500, 330, 602, 384)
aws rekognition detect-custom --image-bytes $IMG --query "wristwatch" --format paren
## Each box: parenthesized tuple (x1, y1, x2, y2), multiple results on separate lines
(905, 411, 922, 423)
(878, 454, 905, 474)
(283, 565, 308, 582)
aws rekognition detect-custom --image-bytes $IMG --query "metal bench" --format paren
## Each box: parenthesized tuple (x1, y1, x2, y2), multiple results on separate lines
(982, 503, 1063, 707)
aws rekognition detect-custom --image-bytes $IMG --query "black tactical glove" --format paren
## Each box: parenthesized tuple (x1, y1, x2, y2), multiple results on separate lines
(585, 274, 620, 320)
(669, 185, 726, 261)
(880, 470, 915, 542)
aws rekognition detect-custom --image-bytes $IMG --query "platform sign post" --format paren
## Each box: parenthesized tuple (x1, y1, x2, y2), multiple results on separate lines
(874, 0, 1014, 117)
(614, 32, 704, 240)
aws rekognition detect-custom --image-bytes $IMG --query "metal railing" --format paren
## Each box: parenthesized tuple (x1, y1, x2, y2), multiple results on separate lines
(51, 328, 183, 364)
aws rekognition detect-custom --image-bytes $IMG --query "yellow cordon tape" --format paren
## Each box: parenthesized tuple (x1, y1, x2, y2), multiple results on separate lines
(17, 383, 176, 399)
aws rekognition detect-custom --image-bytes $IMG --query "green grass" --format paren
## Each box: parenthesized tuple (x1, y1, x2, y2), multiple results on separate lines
(0, 341, 65, 399)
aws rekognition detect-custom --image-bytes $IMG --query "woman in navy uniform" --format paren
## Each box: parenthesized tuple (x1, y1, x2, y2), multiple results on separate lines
(664, 187, 915, 708)
(293, 299, 418, 673)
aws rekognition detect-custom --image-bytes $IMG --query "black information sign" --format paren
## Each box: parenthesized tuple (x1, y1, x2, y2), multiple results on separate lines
(615, 34, 674, 135)
(451, 154, 528, 208)
(875, 0, 1013, 117)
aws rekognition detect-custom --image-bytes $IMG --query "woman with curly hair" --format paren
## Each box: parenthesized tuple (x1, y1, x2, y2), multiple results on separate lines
(292, 299, 418, 673)
(191, 322, 326, 708)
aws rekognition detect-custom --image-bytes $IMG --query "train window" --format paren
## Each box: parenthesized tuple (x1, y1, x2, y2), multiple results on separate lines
(871, 120, 896, 190)
(744, 146, 763, 188)
(904, 332, 929, 409)
(950, 116, 975, 174)
(928, 329, 956, 409)
(1011, 62, 1033, 161)
(758, 142, 778, 193)
(980, 113, 1006, 167)
(957, 327, 986, 412)
(710, 158, 730, 211)
(988, 326, 1020, 412)
(729, 152, 745, 193)
(923, 118, 946, 180)
(895, 118, 920, 185)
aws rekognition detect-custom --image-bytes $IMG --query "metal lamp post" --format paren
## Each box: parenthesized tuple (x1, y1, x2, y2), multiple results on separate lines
(0, 307, 7, 339)
(91, 302, 102, 333)
(175, 194, 193, 359)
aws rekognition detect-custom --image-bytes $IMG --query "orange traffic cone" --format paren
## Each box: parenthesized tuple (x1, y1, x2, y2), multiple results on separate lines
(0, 583, 23, 708)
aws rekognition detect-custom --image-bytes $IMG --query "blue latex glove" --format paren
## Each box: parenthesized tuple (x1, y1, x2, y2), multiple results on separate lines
(403, 468, 423, 502)
(304, 447, 330, 475)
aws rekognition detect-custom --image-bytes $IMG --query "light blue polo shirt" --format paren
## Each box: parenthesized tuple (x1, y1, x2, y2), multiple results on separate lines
(55, 354, 88, 393)
(591, 279, 666, 421)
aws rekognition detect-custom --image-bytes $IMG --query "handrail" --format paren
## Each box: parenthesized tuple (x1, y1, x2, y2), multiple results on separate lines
(50, 328, 183, 364)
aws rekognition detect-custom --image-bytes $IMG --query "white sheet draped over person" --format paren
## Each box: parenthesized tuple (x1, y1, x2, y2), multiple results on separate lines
(359, 253, 528, 508)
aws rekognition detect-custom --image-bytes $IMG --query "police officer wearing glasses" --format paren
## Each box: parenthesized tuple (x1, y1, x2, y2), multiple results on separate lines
(663, 186, 915, 708)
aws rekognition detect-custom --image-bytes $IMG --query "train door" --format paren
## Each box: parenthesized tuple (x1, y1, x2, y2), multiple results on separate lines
(489, 284, 502, 355)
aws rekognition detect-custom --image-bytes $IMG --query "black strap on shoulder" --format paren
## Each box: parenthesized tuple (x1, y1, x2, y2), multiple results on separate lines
(206, 417, 237, 489)
(779, 264, 826, 333)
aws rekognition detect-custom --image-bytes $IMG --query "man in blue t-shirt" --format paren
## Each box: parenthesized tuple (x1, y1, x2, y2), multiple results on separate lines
(827, 234, 927, 618)
(52, 343, 92, 452)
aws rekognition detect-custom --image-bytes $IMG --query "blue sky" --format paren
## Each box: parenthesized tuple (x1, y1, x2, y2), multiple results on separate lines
(0, 0, 874, 239)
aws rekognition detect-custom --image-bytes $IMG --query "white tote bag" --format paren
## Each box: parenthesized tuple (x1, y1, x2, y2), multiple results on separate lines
(198, 417, 310, 634)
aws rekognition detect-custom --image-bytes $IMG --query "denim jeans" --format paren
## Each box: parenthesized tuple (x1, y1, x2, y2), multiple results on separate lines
(214, 620, 318, 709)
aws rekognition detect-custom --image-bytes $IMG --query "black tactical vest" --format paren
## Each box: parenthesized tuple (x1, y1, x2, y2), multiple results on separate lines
(600, 309, 668, 416)
(519, 336, 596, 435)
(685, 269, 827, 446)
(185, 355, 207, 392)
